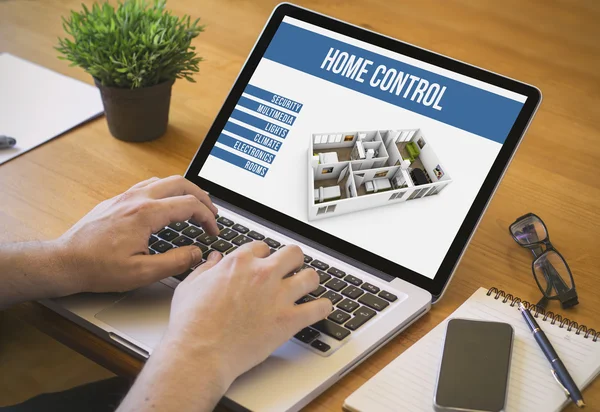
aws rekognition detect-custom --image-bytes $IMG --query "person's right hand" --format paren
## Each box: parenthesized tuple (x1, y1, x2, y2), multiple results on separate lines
(117, 242, 332, 412)
(165, 242, 332, 386)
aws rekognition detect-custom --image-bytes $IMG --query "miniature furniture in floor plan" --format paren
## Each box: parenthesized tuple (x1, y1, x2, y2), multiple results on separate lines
(307, 128, 452, 220)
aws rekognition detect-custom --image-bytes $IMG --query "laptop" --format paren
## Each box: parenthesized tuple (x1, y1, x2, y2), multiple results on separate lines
(42, 4, 541, 411)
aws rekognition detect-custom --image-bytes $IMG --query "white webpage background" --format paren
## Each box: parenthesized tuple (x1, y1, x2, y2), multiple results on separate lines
(200, 58, 502, 279)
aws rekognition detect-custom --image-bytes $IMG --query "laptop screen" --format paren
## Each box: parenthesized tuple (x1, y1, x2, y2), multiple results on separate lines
(196, 15, 531, 286)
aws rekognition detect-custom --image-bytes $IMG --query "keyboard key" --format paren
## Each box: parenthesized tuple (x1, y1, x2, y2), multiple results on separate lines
(264, 238, 281, 248)
(172, 235, 194, 247)
(312, 319, 351, 341)
(248, 230, 265, 240)
(270, 248, 277, 255)
(337, 299, 360, 313)
(168, 221, 189, 231)
(342, 286, 364, 300)
(157, 228, 178, 241)
(317, 270, 332, 284)
(361, 283, 380, 294)
(325, 278, 348, 292)
(193, 243, 208, 253)
(296, 295, 315, 305)
(232, 223, 249, 233)
(294, 327, 320, 344)
(219, 228, 238, 241)
(358, 293, 389, 311)
(197, 233, 218, 245)
(174, 269, 192, 282)
(328, 310, 351, 324)
(309, 285, 327, 297)
(212, 240, 233, 253)
(327, 267, 345, 278)
(217, 223, 224, 231)
(148, 235, 159, 246)
(225, 246, 238, 255)
(344, 275, 363, 286)
(379, 290, 398, 302)
(149, 249, 156, 255)
(182, 225, 203, 238)
(232, 235, 253, 246)
(322, 290, 343, 305)
(345, 307, 377, 331)
(304, 255, 313, 264)
(311, 260, 329, 271)
(152, 240, 173, 253)
(217, 216, 234, 227)
(310, 339, 330, 352)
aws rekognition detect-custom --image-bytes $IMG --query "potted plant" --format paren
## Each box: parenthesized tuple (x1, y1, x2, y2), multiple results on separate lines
(57, 0, 204, 142)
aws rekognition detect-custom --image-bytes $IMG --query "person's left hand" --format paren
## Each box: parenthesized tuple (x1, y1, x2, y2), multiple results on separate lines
(54, 175, 219, 294)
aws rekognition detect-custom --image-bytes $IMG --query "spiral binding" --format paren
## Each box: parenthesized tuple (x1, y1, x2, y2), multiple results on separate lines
(486, 287, 599, 342)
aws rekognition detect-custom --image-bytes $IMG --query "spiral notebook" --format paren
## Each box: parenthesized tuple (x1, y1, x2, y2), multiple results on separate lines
(345, 287, 600, 412)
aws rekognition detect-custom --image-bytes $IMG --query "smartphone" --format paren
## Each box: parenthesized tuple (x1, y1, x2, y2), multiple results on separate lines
(434, 318, 514, 412)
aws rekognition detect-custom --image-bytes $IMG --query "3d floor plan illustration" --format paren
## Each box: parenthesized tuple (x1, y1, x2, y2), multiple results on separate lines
(308, 128, 452, 220)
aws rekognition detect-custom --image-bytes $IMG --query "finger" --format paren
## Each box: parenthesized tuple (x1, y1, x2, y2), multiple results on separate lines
(239, 240, 270, 258)
(144, 175, 218, 216)
(129, 176, 160, 190)
(130, 245, 204, 284)
(290, 298, 333, 332)
(150, 195, 219, 235)
(282, 268, 320, 303)
(186, 250, 223, 282)
(264, 245, 304, 278)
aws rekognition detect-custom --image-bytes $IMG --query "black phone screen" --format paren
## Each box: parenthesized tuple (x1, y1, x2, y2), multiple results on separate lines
(435, 319, 514, 412)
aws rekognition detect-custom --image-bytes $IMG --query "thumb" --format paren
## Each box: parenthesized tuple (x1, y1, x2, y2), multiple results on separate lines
(133, 246, 204, 284)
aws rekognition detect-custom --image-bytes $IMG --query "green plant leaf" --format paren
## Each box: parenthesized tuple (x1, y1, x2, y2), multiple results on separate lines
(56, 0, 204, 89)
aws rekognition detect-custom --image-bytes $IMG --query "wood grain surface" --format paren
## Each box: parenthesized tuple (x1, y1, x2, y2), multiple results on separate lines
(1, 0, 599, 410)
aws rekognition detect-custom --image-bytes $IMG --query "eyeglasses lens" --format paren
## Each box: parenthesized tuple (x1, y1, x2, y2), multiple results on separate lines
(511, 215, 547, 245)
(533, 251, 573, 298)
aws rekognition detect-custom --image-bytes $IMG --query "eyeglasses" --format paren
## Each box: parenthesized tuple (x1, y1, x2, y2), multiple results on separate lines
(509, 213, 578, 310)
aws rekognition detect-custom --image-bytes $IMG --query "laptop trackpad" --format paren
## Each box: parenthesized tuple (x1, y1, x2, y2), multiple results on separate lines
(95, 282, 174, 349)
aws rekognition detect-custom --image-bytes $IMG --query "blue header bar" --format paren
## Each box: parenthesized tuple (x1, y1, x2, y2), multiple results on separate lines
(263, 22, 525, 143)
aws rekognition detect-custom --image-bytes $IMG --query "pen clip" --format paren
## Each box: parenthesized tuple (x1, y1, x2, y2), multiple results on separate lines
(551, 369, 571, 397)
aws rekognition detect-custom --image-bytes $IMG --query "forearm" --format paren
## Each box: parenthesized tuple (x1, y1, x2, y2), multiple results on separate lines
(118, 334, 232, 412)
(0, 240, 80, 308)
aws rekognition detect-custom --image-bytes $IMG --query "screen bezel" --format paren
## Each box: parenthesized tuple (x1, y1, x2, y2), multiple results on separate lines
(185, 3, 541, 299)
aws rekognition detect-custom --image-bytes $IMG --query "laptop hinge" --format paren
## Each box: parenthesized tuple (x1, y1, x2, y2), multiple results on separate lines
(211, 197, 397, 284)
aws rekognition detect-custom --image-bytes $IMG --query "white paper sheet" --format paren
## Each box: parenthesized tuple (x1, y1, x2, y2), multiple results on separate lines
(0, 53, 103, 165)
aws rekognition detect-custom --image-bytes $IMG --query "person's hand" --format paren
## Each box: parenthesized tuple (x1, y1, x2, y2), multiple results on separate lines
(165, 242, 332, 386)
(55, 175, 219, 294)
(117, 242, 332, 411)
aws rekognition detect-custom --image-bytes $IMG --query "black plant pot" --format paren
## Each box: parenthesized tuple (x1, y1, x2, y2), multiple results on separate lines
(94, 78, 175, 142)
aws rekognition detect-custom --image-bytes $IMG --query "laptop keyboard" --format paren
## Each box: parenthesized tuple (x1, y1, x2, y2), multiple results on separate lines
(148, 214, 399, 356)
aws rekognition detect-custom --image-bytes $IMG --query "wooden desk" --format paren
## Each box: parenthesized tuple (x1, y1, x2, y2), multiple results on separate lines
(1, 0, 599, 410)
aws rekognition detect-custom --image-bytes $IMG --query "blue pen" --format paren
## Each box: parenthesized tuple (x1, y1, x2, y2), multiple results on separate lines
(518, 302, 585, 408)
(0, 135, 17, 149)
